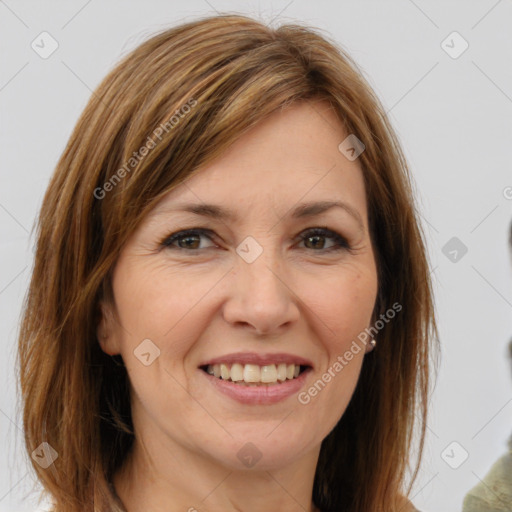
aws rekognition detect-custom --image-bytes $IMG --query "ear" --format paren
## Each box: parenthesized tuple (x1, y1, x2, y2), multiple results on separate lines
(97, 300, 120, 356)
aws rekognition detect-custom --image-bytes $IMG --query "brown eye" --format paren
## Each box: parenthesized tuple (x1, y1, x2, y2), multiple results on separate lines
(161, 229, 216, 250)
(160, 227, 351, 253)
(299, 228, 350, 252)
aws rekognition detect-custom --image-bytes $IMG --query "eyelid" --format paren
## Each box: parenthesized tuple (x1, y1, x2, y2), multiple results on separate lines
(160, 226, 352, 253)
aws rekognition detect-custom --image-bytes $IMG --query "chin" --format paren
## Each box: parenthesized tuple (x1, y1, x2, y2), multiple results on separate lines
(201, 428, 315, 472)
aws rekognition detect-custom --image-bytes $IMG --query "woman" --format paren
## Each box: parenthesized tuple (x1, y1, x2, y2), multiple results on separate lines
(17, 14, 437, 512)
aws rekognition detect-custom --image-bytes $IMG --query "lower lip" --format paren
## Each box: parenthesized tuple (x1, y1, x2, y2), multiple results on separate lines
(199, 368, 312, 405)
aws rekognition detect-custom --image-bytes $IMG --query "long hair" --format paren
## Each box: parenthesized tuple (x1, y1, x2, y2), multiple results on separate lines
(17, 14, 438, 512)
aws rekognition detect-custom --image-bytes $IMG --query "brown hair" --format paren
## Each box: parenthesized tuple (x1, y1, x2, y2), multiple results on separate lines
(17, 13, 438, 512)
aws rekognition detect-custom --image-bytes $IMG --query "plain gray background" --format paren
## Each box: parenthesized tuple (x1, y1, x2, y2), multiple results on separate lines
(1, 1, 512, 511)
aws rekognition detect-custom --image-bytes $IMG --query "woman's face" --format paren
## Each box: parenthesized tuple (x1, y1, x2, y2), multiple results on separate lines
(99, 100, 378, 472)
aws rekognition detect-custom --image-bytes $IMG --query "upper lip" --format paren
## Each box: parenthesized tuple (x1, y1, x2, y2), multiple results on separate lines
(199, 352, 314, 368)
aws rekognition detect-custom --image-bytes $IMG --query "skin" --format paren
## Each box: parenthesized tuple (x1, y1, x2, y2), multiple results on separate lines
(98, 99, 379, 512)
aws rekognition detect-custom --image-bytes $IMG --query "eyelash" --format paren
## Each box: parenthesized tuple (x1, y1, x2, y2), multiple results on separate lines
(160, 227, 351, 254)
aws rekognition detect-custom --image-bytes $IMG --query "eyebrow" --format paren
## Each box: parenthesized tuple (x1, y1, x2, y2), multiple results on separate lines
(155, 200, 364, 229)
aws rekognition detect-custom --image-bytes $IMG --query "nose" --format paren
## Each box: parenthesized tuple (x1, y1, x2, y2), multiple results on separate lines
(222, 247, 300, 336)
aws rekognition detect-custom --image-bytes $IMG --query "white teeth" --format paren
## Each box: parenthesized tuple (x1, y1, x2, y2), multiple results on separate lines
(204, 362, 304, 384)
(260, 364, 277, 383)
(277, 363, 287, 381)
(243, 364, 260, 382)
(220, 363, 230, 380)
(230, 363, 243, 381)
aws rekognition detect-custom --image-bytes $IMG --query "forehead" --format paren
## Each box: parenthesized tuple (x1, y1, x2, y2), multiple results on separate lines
(149, 100, 369, 225)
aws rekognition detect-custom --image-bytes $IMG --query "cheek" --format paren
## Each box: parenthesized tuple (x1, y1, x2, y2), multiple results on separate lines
(307, 267, 378, 352)
(111, 260, 217, 363)
(299, 270, 376, 423)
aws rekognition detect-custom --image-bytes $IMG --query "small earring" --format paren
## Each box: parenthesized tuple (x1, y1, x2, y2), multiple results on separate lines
(370, 339, 377, 348)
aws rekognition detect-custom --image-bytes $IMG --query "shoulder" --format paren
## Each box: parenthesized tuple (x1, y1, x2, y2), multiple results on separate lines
(402, 504, 420, 512)
(33, 503, 53, 511)
(397, 495, 421, 512)
(321, 501, 421, 512)
(462, 450, 512, 511)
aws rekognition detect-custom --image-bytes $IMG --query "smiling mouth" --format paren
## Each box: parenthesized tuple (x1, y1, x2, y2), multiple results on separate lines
(200, 363, 310, 386)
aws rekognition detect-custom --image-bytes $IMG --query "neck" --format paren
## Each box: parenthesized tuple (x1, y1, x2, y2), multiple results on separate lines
(112, 427, 322, 512)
